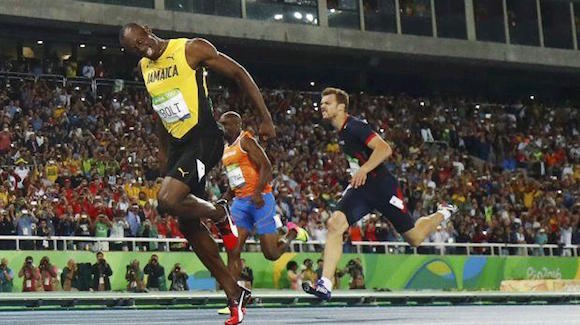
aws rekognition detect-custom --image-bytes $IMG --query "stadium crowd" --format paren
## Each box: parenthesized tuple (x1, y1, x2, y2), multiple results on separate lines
(0, 72, 579, 255)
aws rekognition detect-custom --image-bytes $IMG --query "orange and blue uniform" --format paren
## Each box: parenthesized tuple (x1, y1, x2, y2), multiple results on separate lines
(222, 131, 279, 234)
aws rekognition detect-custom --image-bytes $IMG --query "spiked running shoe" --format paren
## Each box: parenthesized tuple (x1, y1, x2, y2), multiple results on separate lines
(215, 199, 239, 252)
(302, 279, 331, 301)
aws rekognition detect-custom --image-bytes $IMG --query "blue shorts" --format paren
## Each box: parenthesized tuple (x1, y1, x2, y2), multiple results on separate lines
(231, 192, 280, 235)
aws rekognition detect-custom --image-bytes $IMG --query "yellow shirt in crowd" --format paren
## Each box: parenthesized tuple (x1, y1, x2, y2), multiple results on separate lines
(523, 190, 542, 209)
(326, 143, 340, 153)
(143, 184, 161, 201)
(124, 183, 141, 201)
(45, 164, 59, 183)
(452, 193, 466, 205)
(0, 190, 8, 205)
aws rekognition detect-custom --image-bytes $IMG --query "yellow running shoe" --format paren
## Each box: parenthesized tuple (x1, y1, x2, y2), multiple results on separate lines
(217, 306, 230, 315)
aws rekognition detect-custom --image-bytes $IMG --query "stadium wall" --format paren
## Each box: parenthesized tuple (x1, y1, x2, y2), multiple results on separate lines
(1, 251, 578, 292)
(1, 0, 580, 69)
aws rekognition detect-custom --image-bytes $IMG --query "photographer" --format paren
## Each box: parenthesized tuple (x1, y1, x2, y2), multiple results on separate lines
(315, 259, 324, 281)
(39, 256, 58, 291)
(168, 263, 188, 291)
(125, 259, 145, 292)
(18, 256, 40, 292)
(301, 259, 317, 284)
(239, 259, 254, 290)
(0, 258, 14, 292)
(91, 252, 112, 291)
(143, 254, 165, 291)
(286, 261, 303, 290)
(342, 258, 365, 290)
(61, 259, 80, 291)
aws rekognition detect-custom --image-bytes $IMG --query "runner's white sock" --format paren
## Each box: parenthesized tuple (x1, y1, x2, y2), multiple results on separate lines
(320, 277, 332, 292)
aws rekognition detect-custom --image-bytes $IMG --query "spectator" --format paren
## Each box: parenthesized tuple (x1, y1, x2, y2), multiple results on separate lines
(126, 204, 141, 238)
(18, 256, 40, 292)
(239, 258, 254, 289)
(125, 259, 145, 292)
(13, 159, 30, 192)
(0, 209, 16, 249)
(286, 261, 302, 290)
(138, 219, 159, 252)
(534, 228, 548, 256)
(75, 213, 93, 251)
(168, 263, 189, 291)
(560, 221, 573, 256)
(92, 251, 112, 291)
(0, 126, 11, 155)
(109, 214, 129, 251)
(36, 218, 54, 250)
(93, 214, 112, 252)
(364, 218, 377, 242)
(312, 221, 327, 244)
(16, 208, 36, 250)
(95, 61, 106, 78)
(82, 61, 95, 79)
(61, 259, 80, 291)
(55, 213, 75, 238)
(0, 258, 14, 292)
(38, 256, 58, 291)
(349, 223, 363, 242)
(430, 225, 449, 255)
(143, 254, 165, 291)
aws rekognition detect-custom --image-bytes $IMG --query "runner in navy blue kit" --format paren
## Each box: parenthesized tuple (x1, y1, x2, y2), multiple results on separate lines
(303, 87, 457, 300)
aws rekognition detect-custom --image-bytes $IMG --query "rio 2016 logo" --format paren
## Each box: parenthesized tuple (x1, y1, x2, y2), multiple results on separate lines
(526, 267, 562, 280)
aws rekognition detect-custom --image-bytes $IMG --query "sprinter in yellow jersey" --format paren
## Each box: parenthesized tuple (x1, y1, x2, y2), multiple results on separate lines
(119, 23, 275, 325)
(217, 111, 308, 315)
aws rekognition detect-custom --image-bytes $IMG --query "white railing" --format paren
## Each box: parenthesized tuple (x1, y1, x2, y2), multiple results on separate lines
(0, 235, 577, 257)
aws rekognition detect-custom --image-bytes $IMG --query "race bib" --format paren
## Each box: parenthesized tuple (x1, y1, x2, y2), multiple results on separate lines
(44, 277, 50, 286)
(22, 228, 29, 236)
(26, 280, 32, 288)
(346, 156, 360, 176)
(152, 89, 190, 123)
(99, 277, 105, 285)
(226, 164, 246, 188)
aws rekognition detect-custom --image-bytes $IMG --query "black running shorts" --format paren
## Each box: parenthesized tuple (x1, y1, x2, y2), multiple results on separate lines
(336, 173, 415, 234)
(166, 135, 224, 199)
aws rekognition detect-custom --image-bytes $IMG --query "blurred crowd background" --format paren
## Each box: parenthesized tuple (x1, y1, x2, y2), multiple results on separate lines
(0, 62, 579, 256)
